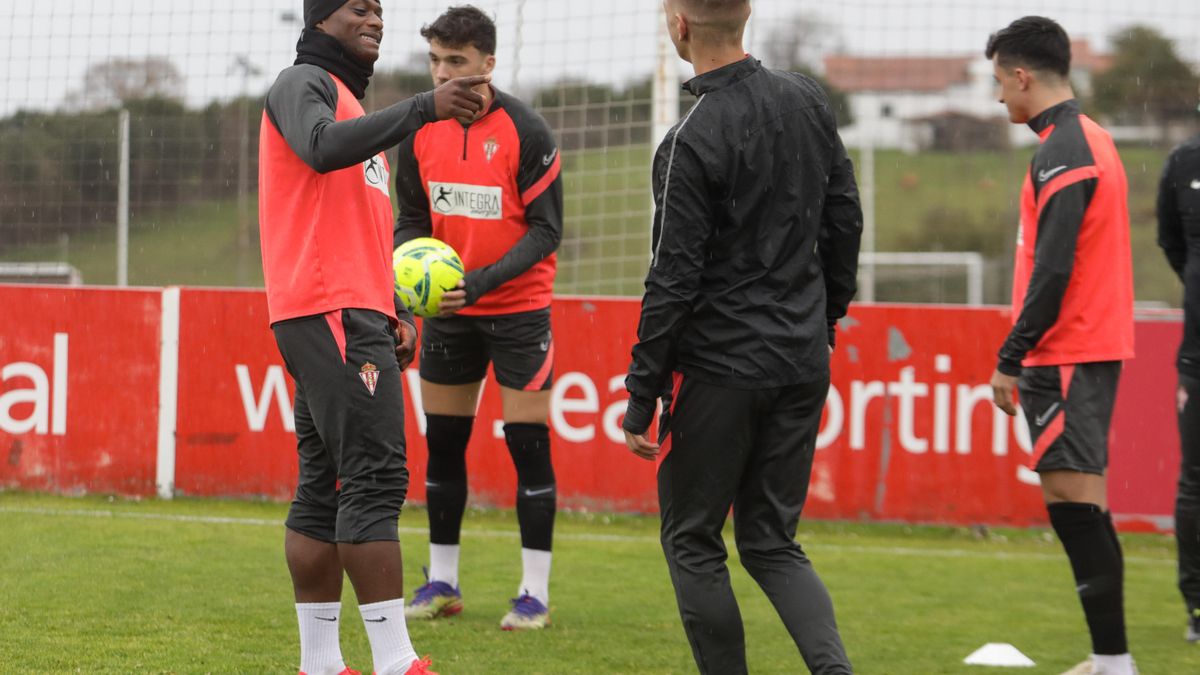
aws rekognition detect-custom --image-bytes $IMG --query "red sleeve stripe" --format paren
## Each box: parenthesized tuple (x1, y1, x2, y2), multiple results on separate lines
(1036, 165, 1100, 222)
(521, 153, 561, 206)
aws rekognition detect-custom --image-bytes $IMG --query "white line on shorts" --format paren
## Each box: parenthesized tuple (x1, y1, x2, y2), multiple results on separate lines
(0, 505, 1172, 566)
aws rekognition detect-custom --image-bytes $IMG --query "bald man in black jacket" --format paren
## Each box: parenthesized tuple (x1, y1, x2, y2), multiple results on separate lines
(622, 1, 861, 672)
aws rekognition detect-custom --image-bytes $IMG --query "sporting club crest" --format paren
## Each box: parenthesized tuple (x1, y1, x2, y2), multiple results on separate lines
(483, 137, 500, 162)
(359, 362, 379, 396)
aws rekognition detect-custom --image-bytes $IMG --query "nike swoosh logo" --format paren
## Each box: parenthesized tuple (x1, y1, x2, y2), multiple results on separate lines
(364, 616, 388, 623)
(1034, 402, 1060, 427)
(1191, 179, 1200, 190)
(315, 616, 337, 622)
(523, 486, 555, 497)
(1037, 165, 1068, 182)
(542, 149, 558, 166)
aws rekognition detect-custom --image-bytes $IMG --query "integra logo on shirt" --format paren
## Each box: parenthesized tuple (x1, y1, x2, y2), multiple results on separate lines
(363, 154, 390, 197)
(428, 181, 503, 220)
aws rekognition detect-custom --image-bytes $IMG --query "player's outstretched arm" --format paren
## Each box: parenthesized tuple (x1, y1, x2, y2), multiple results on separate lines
(265, 68, 489, 174)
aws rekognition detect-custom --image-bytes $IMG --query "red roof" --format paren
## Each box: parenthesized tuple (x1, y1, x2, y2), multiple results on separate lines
(823, 55, 973, 93)
(1071, 40, 1114, 73)
(823, 40, 1110, 94)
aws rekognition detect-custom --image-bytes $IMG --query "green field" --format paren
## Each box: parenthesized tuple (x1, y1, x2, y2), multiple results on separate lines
(1, 492, 1197, 674)
(0, 145, 1182, 305)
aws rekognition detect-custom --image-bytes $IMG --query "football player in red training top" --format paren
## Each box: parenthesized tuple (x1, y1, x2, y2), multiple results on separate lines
(259, 0, 486, 672)
(987, 16, 1136, 675)
(393, 5, 563, 631)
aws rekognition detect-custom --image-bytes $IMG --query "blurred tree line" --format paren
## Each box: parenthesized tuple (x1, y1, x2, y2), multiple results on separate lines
(3, 21, 1191, 257)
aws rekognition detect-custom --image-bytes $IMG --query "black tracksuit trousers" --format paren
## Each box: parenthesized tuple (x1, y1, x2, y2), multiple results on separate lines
(657, 374, 852, 675)
(1177, 374, 1200, 613)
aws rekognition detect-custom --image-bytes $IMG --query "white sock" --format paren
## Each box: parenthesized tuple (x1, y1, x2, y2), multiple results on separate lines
(429, 543, 460, 587)
(1092, 653, 1134, 675)
(519, 548, 552, 606)
(359, 598, 418, 675)
(295, 602, 346, 675)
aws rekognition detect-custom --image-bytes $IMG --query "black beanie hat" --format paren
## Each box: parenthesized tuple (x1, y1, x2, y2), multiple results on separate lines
(304, 0, 349, 29)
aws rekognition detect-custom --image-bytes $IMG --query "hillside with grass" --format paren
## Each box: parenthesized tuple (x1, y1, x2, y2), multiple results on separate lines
(1, 146, 1182, 306)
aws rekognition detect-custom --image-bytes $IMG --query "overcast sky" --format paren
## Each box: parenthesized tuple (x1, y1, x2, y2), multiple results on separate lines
(5, 0, 1198, 115)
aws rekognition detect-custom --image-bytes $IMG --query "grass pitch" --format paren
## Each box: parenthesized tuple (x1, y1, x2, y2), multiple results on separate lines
(0, 491, 1196, 674)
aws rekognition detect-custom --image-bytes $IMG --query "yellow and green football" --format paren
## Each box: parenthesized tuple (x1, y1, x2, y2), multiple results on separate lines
(393, 237, 465, 318)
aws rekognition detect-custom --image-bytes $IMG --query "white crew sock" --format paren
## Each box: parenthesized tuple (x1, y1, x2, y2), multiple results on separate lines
(429, 543, 461, 587)
(1092, 653, 1134, 675)
(519, 548, 552, 606)
(295, 602, 347, 675)
(360, 598, 419, 675)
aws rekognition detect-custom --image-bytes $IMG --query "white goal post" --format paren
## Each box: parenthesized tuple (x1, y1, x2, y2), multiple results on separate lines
(858, 252, 984, 306)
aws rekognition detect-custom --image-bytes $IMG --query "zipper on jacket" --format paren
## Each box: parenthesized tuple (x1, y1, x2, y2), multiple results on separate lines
(462, 126, 469, 161)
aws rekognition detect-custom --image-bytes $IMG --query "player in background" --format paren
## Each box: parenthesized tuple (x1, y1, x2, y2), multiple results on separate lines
(259, 0, 487, 672)
(985, 16, 1137, 675)
(1156, 123, 1200, 642)
(623, 1, 861, 672)
(393, 5, 564, 631)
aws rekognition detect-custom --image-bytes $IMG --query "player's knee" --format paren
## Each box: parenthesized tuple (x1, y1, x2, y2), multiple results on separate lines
(1075, 572, 1121, 600)
(335, 473, 408, 543)
(426, 414, 474, 481)
(505, 422, 555, 487)
(735, 536, 804, 571)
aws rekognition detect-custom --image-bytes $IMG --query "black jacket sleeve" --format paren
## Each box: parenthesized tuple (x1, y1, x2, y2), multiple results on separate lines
(265, 65, 436, 174)
(623, 141, 714, 434)
(461, 121, 564, 306)
(818, 133, 863, 347)
(393, 133, 433, 247)
(997, 175, 1097, 375)
(1158, 151, 1186, 281)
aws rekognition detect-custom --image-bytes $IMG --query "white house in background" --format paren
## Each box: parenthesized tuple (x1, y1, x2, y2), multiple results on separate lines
(824, 41, 1113, 151)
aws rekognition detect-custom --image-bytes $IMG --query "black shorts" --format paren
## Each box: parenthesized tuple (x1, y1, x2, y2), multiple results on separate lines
(419, 307, 554, 391)
(1018, 361, 1121, 475)
(272, 308, 409, 544)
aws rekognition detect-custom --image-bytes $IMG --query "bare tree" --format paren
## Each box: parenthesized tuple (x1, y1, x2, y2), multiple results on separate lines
(757, 12, 843, 74)
(63, 56, 185, 111)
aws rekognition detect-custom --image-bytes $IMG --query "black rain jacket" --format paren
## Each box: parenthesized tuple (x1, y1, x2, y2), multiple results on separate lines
(623, 57, 862, 433)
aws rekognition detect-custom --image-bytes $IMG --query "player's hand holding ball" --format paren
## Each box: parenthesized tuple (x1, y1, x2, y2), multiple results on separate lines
(437, 280, 467, 317)
(394, 238, 466, 319)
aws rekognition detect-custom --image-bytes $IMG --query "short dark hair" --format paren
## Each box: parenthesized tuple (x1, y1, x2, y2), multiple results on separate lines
(420, 5, 496, 55)
(985, 16, 1071, 78)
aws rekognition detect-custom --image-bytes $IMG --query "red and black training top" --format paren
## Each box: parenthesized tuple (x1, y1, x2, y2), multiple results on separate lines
(259, 65, 433, 327)
(393, 87, 563, 316)
(998, 99, 1134, 375)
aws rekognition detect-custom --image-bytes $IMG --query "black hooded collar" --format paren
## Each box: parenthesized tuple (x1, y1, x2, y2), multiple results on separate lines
(294, 28, 374, 100)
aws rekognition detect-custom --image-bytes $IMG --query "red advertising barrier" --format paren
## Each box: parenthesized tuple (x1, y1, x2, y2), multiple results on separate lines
(171, 291, 656, 509)
(0, 285, 1186, 531)
(172, 288, 299, 498)
(0, 285, 162, 495)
